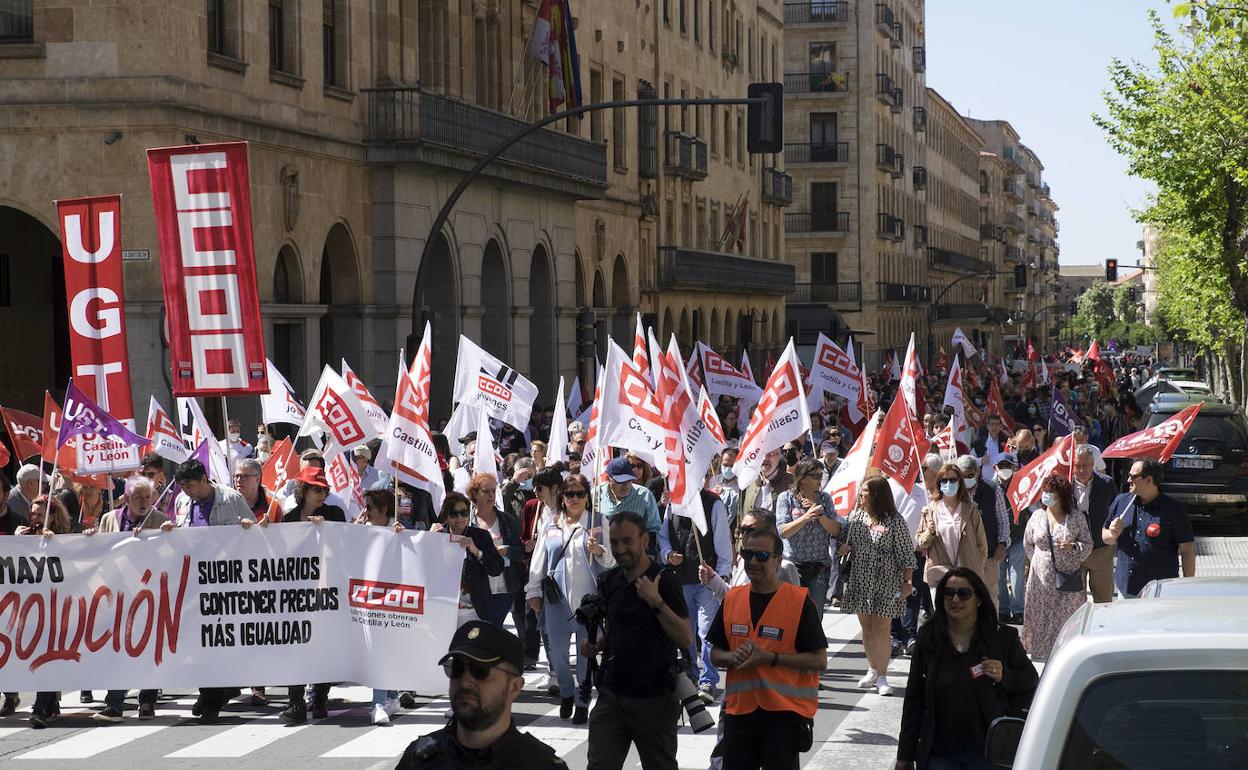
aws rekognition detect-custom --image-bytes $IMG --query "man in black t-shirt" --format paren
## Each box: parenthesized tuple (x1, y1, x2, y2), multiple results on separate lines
(585, 511, 692, 770)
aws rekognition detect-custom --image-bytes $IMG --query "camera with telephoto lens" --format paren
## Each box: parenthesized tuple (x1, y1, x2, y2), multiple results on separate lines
(573, 592, 606, 629)
(673, 651, 715, 734)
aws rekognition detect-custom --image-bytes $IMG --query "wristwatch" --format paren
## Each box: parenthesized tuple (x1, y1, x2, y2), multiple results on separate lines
(651, 603, 663, 615)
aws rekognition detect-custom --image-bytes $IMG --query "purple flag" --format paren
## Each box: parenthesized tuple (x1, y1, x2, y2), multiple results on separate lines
(57, 379, 151, 450)
(1048, 388, 1084, 439)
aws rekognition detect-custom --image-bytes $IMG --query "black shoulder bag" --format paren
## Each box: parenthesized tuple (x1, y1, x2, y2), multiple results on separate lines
(541, 525, 581, 605)
(1044, 516, 1086, 593)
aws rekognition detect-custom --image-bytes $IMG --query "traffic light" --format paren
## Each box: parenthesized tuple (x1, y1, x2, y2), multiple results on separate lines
(1129, 288, 1137, 302)
(747, 82, 783, 154)
(1106, 258, 1118, 283)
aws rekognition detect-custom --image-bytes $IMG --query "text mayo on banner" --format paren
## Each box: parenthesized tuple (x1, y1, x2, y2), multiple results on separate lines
(0, 523, 462, 692)
(147, 142, 269, 396)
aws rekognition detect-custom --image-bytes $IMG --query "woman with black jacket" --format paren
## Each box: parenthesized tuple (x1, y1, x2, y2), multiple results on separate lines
(895, 567, 1039, 770)
(432, 490, 505, 626)
(465, 473, 526, 626)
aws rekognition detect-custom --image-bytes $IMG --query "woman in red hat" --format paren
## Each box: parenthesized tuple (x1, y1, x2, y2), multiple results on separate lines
(278, 465, 344, 724)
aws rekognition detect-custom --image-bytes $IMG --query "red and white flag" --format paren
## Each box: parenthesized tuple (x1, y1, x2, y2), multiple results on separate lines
(261, 437, 300, 492)
(806, 333, 864, 418)
(146, 396, 191, 464)
(1007, 434, 1076, 520)
(888, 351, 902, 383)
(988, 378, 1017, 433)
(298, 366, 378, 454)
(341, 358, 389, 435)
(685, 349, 704, 391)
(260, 359, 306, 427)
(824, 408, 882, 516)
(1088, 340, 1116, 395)
(599, 340, 666, 471)
(1103, 403, 1202, 462)
(1021, 362, 1037, 391)
(1, 406, 44, 462)
(453, 336, 540, 431)
(943, 355, 972, 448)
(580, 368, 606, 480)
(632, 313, 652, 386)
(732, 340, 811, 489)
(870, 391, 929, 492)
(931, 424, 962, 460)
(700, 343, 763, 405)
(378, 323, 445, 508)
(899, 333, 921, 417)
(740, 349, 755, 385)
(147, 142, 268, 396)
(327, 450, 366, 520)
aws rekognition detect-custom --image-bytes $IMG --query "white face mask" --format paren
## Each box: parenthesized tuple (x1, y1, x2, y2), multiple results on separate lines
(964, 476, 978, 490)
(939, 480, 960, 497)
(229, 432, 241, 443)
(997, 468, 1015, 482)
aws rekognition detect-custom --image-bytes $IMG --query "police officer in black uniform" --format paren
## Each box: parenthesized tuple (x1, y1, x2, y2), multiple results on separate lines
(396, 621, 565, 770)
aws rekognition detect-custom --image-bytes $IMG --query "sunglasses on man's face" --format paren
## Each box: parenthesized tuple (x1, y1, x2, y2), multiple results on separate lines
(740, 548, 773, 563)
(941, 587, 975, 601)
(442, 656, 507, 681)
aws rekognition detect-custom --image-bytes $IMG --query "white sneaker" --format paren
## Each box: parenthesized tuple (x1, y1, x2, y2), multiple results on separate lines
(876, 677, 893, 697)
(857, 670, 879, 689)
(372, 704, 390, 725)
(384, 697, 399, 717)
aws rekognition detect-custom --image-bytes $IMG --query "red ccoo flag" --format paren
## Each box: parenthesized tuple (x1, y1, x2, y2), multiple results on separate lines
(1103, 403, 1202, 463)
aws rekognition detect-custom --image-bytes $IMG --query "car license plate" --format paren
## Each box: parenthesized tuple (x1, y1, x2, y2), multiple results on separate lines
(1172, 458, 1216, 470)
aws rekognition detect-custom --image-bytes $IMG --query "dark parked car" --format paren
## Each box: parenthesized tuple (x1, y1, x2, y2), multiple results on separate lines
(1142, 397, 1248, 534)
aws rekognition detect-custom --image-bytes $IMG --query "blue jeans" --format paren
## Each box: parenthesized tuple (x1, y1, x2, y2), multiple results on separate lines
(105, 689, 157, 710)
(998, 540, 1027, 616)
(797, 562, 831, 617)
(681, 583, 721, 687)
(544, 598, 589, 707)
(372, 689, 397, 707)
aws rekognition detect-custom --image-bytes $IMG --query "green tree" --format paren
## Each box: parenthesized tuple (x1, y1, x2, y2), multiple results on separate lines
(1073, 280, 1117, 336)
(1112, 284, 1139, 324)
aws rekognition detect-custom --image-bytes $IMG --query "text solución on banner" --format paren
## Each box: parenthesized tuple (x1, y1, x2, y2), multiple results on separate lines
(0, 523, 464, 692)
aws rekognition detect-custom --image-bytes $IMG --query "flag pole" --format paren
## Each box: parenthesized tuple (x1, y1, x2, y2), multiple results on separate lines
(220, 396, 234, 479)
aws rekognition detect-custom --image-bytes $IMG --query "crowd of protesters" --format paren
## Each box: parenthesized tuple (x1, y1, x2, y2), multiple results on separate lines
(0, 343, 1202, 770)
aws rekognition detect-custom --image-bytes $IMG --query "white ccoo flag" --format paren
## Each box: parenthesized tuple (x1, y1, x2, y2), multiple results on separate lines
(260, 359, 306, 427)
(452, 336, 539, 431)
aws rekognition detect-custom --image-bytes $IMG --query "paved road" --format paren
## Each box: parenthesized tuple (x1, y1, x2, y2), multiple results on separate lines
(0, 534, 1240, 768)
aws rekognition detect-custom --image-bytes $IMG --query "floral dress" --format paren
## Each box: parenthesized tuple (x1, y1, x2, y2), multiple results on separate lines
(1021, 510, 1092, 659)
(841, 509, 917, 618)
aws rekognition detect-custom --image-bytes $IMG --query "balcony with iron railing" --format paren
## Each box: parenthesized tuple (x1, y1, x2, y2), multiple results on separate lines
(913, 166, 928, 191)
(890, 21, 903, 48)
(928, 247, 992, 274)
(913, 106, 927, 133)
(876, 143, 903, 177)
(914, 225, 928, 246)
(789, 281, 862, 309)
(1039, 182, 1052, 199)
(657, 246, 794, 294)
(761, 167, 793, 206)
(878, 282, 931, 303)
(364, 86, 607, 197)
(878, 212, 905, 241)
(913, 46, 926, 73)
(784, 69, 850, 95)
(1004, 177, 1024, 201)
(1003, 212, 1025, 232)
(1002, 145, 1025, 170)
(786, 211, 850, 234)
(876, 3, 896, 35)
(783, 1, 849, 24)
(785, 142, 849, 164)
(1005, 245, 1025, 263)
(980, 223, 1003, 241)
(664, 131, 708, 180)
(876, 73, 901, 108)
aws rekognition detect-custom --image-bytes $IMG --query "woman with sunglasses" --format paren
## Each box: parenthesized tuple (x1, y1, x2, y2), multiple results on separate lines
(776, 460, 842, 617)
(895, 568, 1037, 770)
(525, 473, 612, 724)
(432, 491, 505, 627)
(840, 475, 917, 697)
(916, 464, 988, 605)
(1020, 475, 1090, 660)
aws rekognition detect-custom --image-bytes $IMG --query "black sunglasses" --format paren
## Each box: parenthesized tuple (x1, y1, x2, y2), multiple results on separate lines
(941, 587, 975, 601)
(442, 657, 504, 681)
(563, 489, 588, 499)
(447, 508, 470, 518)
(740, 548, 773, 563)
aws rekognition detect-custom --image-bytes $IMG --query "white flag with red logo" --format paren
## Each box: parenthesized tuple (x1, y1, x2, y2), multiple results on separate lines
(685, 348, 704, 391)
(175, 397, 230, 483)
(1103, 403, 1202, 462)
(1007, 434, 1076, 520)
(741, 349, 755, 384)
(298, 366, 379, 454)
(378, 324, 445, 508)
(580, 368, 606, 480)
(824, 408, 882, 516)
(807, 333, 864, 415)
(870, 391, 930, 492)
(632, 313, 652, 386)
(943, 355, 972, 447)
(145, 396, 190, 463)
(260, 359, 306, 427)
(548, 376, 569, 466)
(341, 359, 389, 435)
(699, 343, 763, 405)
(599, 340, 666, 471)
(452, 336, 539, 431)
(261, 437, 300, 492)
(327, 450, 365, 520)
(899, 333, 920, 417)
(732, 340, 811, 489)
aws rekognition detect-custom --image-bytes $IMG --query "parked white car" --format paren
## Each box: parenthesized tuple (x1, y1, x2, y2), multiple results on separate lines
(1137, 576, 1248, 599)
(986, 598, 1248, 769)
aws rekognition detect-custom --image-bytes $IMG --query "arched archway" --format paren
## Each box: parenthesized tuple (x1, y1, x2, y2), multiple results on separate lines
(272, 244, 306, 397)
(274, 245, 303, 304)
(481, 239, 510, 358)
(415, 233, 461, 420)
(611, 254, 631, 344)
(0, 205, 69, 411)
(592, 270, 607, 359)
(709, 308, 722, 352)
(319, 222, 362, 370)
(678, 308, 692, 352)
(574, 250, 586, 308)
(661, 308, 675, 347)
(722, 309, 735, 359)
(529, 245, 555, 399)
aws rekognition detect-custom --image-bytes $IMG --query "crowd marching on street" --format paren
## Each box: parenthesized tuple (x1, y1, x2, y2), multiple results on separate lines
(0, 323, 1206, 770)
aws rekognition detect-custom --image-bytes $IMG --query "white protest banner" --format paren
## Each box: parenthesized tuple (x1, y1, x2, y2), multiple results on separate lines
(475, 401, 499, 482)
(452, 336, 539, 431)
(261, 359, 306, 427)
(0, 522, 461, 691)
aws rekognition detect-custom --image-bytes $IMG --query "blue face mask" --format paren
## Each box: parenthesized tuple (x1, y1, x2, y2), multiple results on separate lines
(519, 479, 534, 491)
(721, 467, 736, 481)
(939, 480, 960, 497)
(1041, 492, 1058, 508)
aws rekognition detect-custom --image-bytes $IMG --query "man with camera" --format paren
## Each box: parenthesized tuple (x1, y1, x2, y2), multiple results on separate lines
(708, 527, 828, 770)
(583, 511, 692, 770)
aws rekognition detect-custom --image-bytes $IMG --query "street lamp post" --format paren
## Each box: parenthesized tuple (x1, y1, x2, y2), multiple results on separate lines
(928, 269, 997, 370)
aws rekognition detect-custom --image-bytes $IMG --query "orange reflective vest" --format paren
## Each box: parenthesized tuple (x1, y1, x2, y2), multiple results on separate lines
(721, 581, 819, 718)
